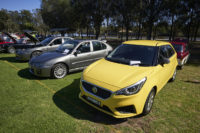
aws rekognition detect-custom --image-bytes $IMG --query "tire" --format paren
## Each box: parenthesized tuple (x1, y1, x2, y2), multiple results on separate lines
(52, 63, 67, 79)
(31, 51, 42, 58)
(8, 46, 16, 54)
(169, 68, 177, 82)
(142, 88, 156, 115)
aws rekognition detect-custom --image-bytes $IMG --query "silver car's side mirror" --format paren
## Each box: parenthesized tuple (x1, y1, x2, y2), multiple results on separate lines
(74, 50, 81, 56)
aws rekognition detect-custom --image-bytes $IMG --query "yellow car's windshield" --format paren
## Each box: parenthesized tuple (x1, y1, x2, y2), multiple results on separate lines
(106, 44, 158, 66)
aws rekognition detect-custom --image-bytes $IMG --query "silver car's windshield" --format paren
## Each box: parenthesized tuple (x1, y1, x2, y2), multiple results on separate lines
(56, 40, 79, 53)
(40, 37, 54, 45)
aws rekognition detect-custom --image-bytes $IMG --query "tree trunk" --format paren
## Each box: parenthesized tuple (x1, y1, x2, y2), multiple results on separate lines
(121, 24, 123, 42)
(169, 15, 174, 41)
(95, 26, 100, 39)
(125, 25, 129, 41)
(80, 29, 83, 39)
(137, 20, 141, 39)
(153, 26, 157, 40)
(147, 21, 153, 40)
(193, 21, 199, 41)
(86, 25, 89, 37)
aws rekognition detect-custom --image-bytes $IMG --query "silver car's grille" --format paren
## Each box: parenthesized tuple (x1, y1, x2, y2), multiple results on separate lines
(82, 80, 112, 99)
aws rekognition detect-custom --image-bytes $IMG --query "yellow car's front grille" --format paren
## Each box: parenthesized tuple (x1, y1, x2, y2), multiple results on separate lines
(82, 80, 112, 99)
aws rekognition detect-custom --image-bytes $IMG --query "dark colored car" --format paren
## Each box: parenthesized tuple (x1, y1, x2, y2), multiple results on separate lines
(170, 39, 190, 69)
(0, 32, 40, 53)
(29, 40, 113, 79)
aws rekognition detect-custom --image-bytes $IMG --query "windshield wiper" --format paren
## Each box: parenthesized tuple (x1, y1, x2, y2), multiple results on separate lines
(106, 57, 129, 65)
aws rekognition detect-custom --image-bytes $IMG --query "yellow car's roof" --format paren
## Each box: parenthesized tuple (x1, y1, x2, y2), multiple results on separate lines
(123, 40, 170, 46)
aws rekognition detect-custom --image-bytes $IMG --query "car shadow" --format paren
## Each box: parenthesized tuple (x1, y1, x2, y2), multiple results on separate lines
(53, 78, 143, 125)
(0, 56, 27, 63)
(182, 80, 200, 84)
(18, 68, 48, 80)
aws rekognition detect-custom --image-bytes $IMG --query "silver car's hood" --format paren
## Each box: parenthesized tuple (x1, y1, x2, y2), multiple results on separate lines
(31, 51, 66, 63)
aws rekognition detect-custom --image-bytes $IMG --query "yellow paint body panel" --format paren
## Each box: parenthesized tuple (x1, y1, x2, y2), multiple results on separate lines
(79, 40, 178, 118)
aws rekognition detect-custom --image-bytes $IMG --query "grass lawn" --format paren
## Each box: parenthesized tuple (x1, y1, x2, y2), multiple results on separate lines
(0, 42, 199, 133)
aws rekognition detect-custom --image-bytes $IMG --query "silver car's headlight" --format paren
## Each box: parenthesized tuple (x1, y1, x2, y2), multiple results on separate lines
(115, 77, 147, 95)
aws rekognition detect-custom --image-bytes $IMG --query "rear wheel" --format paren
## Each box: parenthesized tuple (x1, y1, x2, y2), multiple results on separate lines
(52, 63, 67, 79)
(170, 68, 177, 82)
(8, 46, 15, 53)
(142, 88, 156, 115)
(31, 51, 42, 58)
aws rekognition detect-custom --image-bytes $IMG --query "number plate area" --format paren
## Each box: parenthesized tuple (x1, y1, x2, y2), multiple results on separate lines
(87, 96, 101, 106)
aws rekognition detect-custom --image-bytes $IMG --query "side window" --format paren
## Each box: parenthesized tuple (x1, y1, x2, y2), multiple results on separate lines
(159, 46, 168, 58)
(52, 39, 62, 45)
(64, 38, 70, 42)
(92, 41, 107, 51)
(77, 42, 91, 54)
(166, 45, 175, 57)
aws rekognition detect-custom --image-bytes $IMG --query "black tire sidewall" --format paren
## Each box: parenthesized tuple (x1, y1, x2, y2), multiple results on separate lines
(142, 88, 156, 115)
(8, 46, 15, 53)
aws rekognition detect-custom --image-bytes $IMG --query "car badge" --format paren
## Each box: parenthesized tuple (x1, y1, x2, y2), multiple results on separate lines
(92, 87, 98, 94)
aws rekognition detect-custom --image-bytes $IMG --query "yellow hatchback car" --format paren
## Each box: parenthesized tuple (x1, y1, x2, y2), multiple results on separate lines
(79, 40, 178, 118)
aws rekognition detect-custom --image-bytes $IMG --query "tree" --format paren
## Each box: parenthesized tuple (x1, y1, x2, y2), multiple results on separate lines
(41, 0, 76, 35)
(112, 0, 139, 40)
(143, 0, 165, 40)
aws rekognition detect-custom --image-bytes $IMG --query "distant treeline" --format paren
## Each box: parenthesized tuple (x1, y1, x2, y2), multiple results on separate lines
(0, 0, 199, 41)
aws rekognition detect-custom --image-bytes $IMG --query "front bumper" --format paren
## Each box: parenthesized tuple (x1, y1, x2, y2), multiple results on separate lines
(29, 64, 52, 77)
(79, 80, 146, 118)
(16, 52, 31, 61)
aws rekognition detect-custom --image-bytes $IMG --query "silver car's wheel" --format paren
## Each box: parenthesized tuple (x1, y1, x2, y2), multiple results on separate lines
(31, 51, 42, 58)
(8, 46, 15, 54)
(142, 88, 156, 115)
(52, 63, 67, 79)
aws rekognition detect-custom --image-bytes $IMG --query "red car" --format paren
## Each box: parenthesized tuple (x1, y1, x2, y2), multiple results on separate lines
(0, 35, 15, 52)
(170, 39, 190, 69)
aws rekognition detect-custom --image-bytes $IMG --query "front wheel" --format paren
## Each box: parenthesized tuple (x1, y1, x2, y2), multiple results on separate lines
(142, 88, 156, 115)
(8, 46, 15, 53)
(52, 63, 67, 79)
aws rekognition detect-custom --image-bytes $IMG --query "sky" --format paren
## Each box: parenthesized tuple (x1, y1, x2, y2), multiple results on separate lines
(0, 0, 41, 11)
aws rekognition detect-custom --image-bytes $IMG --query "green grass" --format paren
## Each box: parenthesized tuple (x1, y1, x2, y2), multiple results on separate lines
(0, 42, 199, 133)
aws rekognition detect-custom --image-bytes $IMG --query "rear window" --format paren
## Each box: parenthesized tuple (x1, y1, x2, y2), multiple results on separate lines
(172, 44, 183, 52)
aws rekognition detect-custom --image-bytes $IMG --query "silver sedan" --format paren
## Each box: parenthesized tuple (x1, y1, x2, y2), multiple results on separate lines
(29, 40, 113, 79)
(16, 36, 73, 61)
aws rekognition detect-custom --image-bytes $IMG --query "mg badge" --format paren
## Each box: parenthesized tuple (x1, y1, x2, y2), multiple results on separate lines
(92, 87, 98, 94)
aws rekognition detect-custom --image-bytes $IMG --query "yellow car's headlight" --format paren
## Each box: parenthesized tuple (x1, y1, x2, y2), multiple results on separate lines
(115, 77, 147, 95)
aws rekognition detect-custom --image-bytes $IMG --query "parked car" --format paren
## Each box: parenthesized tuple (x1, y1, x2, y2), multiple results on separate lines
(79, 40, 178, 118)
(0, 36, 14, 52)
(29, 40, 113, 79)
(0, 32, 40, 53)
(170, 40, 190, 69)
(16, 36, 73, 61)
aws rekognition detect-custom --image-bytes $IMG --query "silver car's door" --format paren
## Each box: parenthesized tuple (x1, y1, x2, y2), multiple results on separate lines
(70, 41, 93, 69)
(47, 38, 62, 51)
(91, 41, 108, 61)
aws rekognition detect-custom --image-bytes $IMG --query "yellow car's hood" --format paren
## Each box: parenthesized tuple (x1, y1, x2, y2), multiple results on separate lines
(83, 59, 154, 91)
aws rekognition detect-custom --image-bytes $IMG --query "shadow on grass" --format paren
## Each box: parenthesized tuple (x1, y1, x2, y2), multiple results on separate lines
(53, 78, 131, 125)
(0, 56, 27, 63)
(182, 80, 200, 84)
(17, 68, 48, 80)
(18, 68, 83, 80)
